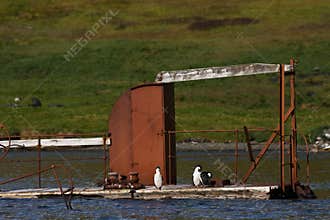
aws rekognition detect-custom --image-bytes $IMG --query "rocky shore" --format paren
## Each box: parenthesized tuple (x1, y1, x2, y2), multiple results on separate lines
(313, 128, 330, 151)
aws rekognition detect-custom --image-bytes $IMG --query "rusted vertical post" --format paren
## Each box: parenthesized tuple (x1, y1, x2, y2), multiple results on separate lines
(234, 129, 239, 184)
(37, 137, 41, 188)
(289, 58, 297, 191)
(280, 64, 286, 192)
(243, 126, 255, 163)
(51, 165, 64, 194)
(103, 136, 107, 186)
(168, 132, 172, 184)
(303, 135, 310, 186)
(289, 134, 293, 186)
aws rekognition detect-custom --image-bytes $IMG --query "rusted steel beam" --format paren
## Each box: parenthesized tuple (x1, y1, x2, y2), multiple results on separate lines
(280, 64, 286, 192)
(37, 138, 41, 188)
(168, 133, 172, 184)
(52, 166, 73, 209)
(167, 129, 236, 134)
(155, 63, 292, 83)
(0, 124, 10, 161)
(0, 157, 105, 163)
(241, 106, 294, 183)
(289, 58, 297, 190)
(166, 128, 276, 134)
(242, 131, 278, 183)
(0, 166, 54, 185)
(244, 126, 255, 163)
(303, 135, 310, 186)
(234, 129, 239, 184)
(4, 132, 105, 139)
(52, 166, 64, 195)
(103, 136, 107, 186)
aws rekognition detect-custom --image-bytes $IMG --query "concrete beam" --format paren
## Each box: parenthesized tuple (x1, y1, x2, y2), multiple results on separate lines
(155, 63, 292, 83)
(0, 137, 111, 149)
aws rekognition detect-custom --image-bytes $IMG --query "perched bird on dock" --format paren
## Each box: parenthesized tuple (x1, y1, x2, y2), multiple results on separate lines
(200, 171, 213, 186)
(154, 167, 163, 190)
(192, 165, 203, 186)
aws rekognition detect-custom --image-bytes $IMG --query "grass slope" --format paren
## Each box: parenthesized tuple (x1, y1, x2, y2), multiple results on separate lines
(0, 0, 329, 141)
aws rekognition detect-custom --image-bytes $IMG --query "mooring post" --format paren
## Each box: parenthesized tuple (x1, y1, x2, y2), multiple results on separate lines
(280, 64, 286, 193)
(37, 137, 41, 188)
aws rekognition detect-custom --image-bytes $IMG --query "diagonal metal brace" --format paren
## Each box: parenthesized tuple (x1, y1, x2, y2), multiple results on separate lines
(241, 106, 295, 183)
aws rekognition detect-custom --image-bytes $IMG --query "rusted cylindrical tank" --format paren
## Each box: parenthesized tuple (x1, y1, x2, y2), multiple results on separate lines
(108, 83, 176, 185)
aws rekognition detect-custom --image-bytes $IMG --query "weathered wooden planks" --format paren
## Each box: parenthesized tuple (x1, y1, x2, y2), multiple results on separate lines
(0, 185, 276, 200)
(0, 137, 111, 149)
(155, 63, 292, 83)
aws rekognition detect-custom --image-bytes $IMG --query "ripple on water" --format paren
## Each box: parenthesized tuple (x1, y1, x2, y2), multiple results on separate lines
(0, 150, 329, 219)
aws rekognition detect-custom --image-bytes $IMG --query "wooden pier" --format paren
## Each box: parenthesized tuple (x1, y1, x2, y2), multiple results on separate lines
(0, 185, 277, 200)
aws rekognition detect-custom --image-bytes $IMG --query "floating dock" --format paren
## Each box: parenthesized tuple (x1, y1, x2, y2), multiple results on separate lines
(0, 185, 276, 200)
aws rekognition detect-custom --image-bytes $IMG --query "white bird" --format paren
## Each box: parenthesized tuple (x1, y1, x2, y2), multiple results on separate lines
(154, 166, 162, 190)
(14, 97, 21, 103)
(192, 165, 202, 186)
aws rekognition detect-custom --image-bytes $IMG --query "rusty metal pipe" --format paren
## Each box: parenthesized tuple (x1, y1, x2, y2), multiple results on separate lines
(289, 58, 297, 190)
(0, 166, 54, 185)
(51, 166, 72, 209)
(6, 132, 105, 139)
(280, 64, 286, 192)
(167, 128, 276, 134)
(168, 132, 172, 184)
(103, 136, 107, 186)
(37, 137, 41, 188)
(241, 106, 294, 183)
(52, 166, 64, 195)
(244, 126, 255, 163)
(0, 157, 105, 163)
(303, 135, 310, 186)
(0, 124, 10, 161)
(234, 129, 239, 184)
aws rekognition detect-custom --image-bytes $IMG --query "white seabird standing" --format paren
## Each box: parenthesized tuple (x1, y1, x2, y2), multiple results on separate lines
(154, 166, 163, 190)
(192, 165, 202, 186)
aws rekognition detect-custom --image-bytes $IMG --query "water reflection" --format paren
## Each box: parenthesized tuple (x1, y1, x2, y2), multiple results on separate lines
(0, 148, 329, 219)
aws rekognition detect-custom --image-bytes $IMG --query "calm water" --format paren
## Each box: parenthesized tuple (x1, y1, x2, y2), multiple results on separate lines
(0, 148, 329, 219)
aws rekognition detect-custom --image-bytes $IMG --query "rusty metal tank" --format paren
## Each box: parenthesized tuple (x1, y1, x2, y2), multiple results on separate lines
(108, 83, 176, 185)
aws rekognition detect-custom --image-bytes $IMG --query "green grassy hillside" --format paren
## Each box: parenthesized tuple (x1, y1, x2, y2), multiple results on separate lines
(0, 0, 329, 141)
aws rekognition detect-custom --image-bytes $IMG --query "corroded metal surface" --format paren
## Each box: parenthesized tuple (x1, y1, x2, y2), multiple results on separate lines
(108, 91, 133, 182)
(155, 63, 291, 83)
(109, 83, 175, 185)
(0, 123, 10, 160)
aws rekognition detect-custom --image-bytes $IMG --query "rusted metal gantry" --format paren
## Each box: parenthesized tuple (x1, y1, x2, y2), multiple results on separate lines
(108, 60, 299, 193)
(0, 60, 309, 199)
(154, 59, 298, 193)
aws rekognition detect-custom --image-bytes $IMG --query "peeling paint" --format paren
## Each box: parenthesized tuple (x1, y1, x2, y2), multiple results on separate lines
(155, 63, 292, 83)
